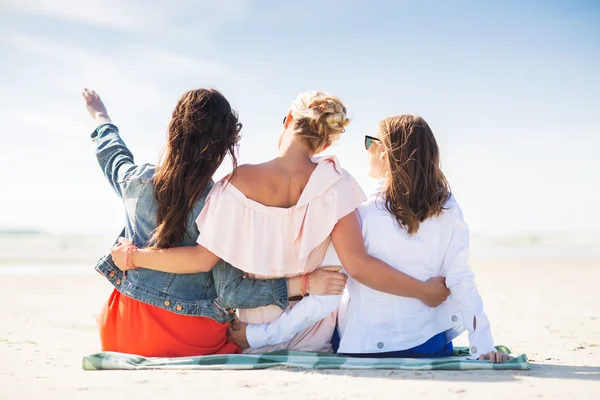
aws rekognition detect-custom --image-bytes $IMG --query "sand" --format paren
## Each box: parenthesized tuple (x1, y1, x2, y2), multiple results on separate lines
(1, 258, 599, 400)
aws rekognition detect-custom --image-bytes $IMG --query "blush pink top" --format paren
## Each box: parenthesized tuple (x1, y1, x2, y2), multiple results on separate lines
(195, 155, 366, 353)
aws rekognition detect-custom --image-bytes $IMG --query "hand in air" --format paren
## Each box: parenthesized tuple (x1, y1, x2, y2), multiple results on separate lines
(479, 351, 513, 363)
(110, 237, 135, 271)
(227, 319, 250, 349)
(82, 88, 111, 124)
(308, 266, 348, 295)
(422, 277, 450, 307)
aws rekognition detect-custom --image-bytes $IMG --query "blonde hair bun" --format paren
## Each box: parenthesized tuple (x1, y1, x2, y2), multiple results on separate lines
(290, 91, 350, 152)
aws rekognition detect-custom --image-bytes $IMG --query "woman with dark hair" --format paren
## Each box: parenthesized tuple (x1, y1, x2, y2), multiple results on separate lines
(82, 89, 347, 357)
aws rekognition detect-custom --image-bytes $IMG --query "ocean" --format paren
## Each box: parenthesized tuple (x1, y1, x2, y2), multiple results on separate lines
(1, 232, 599, 276)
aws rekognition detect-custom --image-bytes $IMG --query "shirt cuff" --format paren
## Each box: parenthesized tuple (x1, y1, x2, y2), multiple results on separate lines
(246, 323, 269, 349)
(468, 324, 495, 359)
(90, 123, 117, 140)
(468, 342, 496, 359)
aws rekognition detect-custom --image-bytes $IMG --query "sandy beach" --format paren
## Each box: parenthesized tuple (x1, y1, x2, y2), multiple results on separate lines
(1, 254, 599, 399)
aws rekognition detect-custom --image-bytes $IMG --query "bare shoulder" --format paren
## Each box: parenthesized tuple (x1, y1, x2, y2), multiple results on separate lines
(228, 163, 273, 198)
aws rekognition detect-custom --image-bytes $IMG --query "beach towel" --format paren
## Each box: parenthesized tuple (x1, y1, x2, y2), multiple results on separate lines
(82, 346, 529, 371)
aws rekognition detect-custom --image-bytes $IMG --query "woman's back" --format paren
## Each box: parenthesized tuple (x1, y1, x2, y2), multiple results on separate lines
(338, 114, 495, 359)
(197, 156, 363, 277)
(229, 161, 317, 208)
(338, 189, 457, 353)
(195, 155, 366, 353)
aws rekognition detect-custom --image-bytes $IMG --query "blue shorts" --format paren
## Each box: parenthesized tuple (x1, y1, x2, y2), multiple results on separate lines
(333, 330, 453, 358)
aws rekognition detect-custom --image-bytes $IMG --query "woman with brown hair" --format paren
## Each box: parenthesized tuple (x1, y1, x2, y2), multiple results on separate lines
(111, 91, 451, 353)
(82, 88, 348, 357)
(333, 115, 510, 362)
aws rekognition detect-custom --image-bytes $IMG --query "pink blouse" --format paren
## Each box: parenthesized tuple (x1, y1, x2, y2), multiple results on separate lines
(195, 155, 366, 353)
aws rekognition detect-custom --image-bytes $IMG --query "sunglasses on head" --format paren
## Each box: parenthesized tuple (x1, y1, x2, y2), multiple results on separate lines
(364, 135, 381, 150)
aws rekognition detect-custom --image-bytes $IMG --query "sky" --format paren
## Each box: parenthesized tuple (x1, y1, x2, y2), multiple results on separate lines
(1, 0, 598, 236)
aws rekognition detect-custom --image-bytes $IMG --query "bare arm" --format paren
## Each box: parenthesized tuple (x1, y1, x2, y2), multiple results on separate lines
(111, 240, 220, 274)
(331, 211, 449, 306)
(111, 240, 346, 299)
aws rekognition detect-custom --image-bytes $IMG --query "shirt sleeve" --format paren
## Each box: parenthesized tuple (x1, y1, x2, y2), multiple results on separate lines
(440, 198, 495, 359)
(91, 123, 139, 198)
(211, 261, 289, 311)
(245, 293, 342, 349)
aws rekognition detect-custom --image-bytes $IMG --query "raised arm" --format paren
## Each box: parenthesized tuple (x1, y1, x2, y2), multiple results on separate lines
(83, 89, 139, 198)
(332, 211, 449, 306)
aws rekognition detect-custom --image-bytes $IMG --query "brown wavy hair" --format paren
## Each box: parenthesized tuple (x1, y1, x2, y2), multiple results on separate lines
(151, 89, 241, 248)
(379, 115, 450, 235)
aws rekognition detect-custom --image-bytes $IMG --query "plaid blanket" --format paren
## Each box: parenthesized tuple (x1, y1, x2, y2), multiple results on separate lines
(82, 346, 529, 371)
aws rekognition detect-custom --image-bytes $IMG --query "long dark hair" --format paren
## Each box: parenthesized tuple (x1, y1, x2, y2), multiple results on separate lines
(151, 89, 241, 248)
(379, 115, 450, 235)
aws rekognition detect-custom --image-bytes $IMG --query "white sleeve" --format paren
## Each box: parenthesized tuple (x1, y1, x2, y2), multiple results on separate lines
(441, 200, 495, 359)
(245, 294, 342, 349)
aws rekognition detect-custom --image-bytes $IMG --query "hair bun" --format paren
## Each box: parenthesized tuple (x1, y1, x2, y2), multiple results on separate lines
(290, 91, 350, 152)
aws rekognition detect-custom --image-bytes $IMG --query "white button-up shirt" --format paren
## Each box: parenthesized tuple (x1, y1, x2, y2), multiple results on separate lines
(246, 182, 495, 358)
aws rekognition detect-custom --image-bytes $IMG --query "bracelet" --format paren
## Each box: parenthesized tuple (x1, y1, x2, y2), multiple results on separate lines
(305, 273, 310, 294)
(125, 244, 138, 271)
(301, 274, 310, 297)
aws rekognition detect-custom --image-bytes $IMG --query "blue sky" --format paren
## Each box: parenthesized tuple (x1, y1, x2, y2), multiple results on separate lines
(1, 0, 598, 235)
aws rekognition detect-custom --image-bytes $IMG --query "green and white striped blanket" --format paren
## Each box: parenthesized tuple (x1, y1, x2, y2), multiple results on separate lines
(82, 346, 529, 371)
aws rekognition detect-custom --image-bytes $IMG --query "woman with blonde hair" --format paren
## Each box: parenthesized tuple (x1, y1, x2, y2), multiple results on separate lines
(112, 92, 450, 353)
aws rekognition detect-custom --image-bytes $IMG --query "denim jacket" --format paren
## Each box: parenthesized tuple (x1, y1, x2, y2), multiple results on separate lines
(91, 123, 289, 322)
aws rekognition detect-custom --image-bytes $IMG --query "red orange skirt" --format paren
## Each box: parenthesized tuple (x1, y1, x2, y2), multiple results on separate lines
(98, 289, 240, 357)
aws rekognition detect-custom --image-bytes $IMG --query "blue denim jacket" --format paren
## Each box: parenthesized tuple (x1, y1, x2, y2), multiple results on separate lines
(91, 123, 288, 322)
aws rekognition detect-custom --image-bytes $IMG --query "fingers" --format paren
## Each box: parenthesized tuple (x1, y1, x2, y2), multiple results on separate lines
(443, 287, 450, 299)
(322, 266, 342, 272)
(82, 88, 90, 103)
(329, 272, 348, 283)
(326, 285, 346, 295)
(479, 351, 511, 364)
(429, 276, 446, 285)
(82, 88, 101, 103)
(117, 237, 131, 245)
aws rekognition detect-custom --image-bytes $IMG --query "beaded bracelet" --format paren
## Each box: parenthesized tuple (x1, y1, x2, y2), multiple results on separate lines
(125, 244, 138, 271)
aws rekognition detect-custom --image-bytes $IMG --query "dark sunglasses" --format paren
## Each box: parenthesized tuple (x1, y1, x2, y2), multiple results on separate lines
(364, 135, 381, 150)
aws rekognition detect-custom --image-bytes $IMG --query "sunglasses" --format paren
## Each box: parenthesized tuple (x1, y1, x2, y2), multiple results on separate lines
(364, 135, 381, 150)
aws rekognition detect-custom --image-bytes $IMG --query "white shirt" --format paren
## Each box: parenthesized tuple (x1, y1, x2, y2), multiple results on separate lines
(245, 182, 495, 358)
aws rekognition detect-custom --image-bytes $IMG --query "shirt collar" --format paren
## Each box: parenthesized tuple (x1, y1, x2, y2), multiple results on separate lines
(369, 178, 386, 200)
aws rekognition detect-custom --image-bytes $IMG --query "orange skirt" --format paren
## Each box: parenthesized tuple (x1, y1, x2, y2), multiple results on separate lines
(98, 289, 240, 357)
